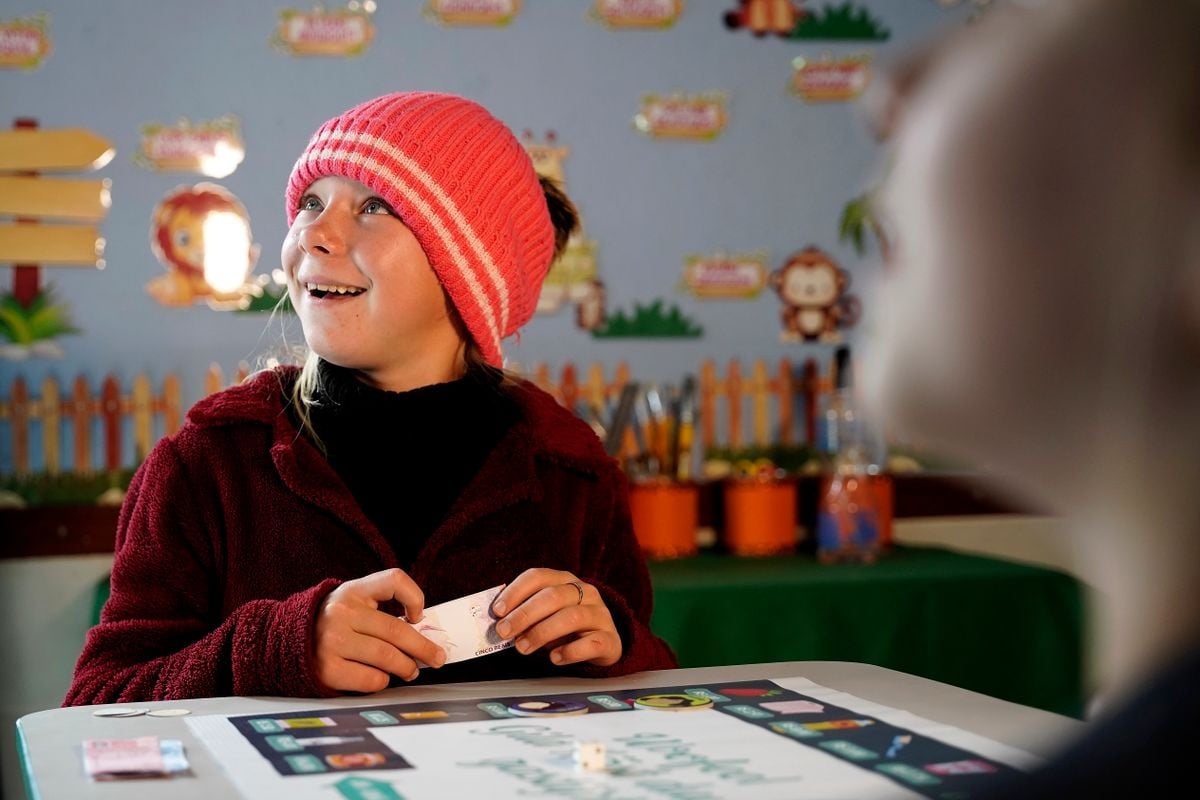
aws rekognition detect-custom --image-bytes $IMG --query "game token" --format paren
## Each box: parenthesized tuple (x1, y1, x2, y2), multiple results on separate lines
(92, 707, 148, 717)
(633, 693, 714, 711)
(507, 700, 589, 717)
(148, 708, 192, 717)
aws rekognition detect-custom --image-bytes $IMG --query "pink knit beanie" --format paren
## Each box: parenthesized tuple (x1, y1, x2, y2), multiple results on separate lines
(286, 92, 555, 366)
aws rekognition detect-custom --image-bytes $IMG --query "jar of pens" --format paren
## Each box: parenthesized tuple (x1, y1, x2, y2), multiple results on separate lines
(601, 378, 700, 559)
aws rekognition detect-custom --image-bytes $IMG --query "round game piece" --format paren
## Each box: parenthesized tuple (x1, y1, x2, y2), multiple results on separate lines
(507, 700, 589, 717)
(633, 694, 714, 711)
(92, 707, 148, 717)
(147, 708, 192, 717)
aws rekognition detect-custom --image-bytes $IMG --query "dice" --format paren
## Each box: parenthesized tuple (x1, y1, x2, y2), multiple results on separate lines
(573, 741, 606, 773)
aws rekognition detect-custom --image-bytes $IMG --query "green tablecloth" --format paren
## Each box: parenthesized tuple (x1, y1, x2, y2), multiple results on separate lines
(648, 545, 1085, 717)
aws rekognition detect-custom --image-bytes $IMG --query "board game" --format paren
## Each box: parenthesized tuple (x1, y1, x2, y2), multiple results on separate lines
(187, 676, 1040, 799)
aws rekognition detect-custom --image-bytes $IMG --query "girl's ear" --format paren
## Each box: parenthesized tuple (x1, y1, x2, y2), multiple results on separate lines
(540, 175, 579, 259)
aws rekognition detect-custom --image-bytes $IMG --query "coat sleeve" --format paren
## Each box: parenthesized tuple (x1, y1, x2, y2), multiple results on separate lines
(573, 464, 678, 677)
(64, 437, 339, 705)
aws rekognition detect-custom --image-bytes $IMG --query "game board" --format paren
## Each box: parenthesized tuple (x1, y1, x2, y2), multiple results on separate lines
(187, 676, 1041, 799)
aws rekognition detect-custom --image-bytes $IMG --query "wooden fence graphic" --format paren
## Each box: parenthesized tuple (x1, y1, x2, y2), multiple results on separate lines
(1, 358, 832, 477)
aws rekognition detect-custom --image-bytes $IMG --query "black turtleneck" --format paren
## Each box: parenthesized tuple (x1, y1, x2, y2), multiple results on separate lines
(301, 359, 519, 568)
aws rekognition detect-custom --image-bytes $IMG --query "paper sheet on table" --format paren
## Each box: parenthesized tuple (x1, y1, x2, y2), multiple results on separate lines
(187, 676, 1045, 799)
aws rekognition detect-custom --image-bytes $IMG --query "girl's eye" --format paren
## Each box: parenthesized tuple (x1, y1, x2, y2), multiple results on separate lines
(298, 195, 322, 212)
(363, 199, 392, 215)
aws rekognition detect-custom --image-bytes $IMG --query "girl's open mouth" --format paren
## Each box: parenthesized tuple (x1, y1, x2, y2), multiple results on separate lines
(304, 282, 365, 299)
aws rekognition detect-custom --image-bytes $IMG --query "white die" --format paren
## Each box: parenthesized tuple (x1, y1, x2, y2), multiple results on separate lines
(573, 741, 606, 772)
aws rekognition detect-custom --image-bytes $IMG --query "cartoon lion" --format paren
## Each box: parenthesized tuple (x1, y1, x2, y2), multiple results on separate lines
(146, 183, 259, 308)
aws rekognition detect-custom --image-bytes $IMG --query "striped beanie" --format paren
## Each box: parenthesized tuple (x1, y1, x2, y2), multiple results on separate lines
(286, 92, 555, 367)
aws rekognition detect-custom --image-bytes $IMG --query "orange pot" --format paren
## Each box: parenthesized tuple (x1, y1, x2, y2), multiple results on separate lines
(628, 481, 699, 559)
(723, 479, 798, 556)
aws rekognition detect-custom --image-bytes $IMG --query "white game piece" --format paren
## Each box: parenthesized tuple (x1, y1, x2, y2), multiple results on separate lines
(573, 740, 605, 773)
(92, 708, 148, 717)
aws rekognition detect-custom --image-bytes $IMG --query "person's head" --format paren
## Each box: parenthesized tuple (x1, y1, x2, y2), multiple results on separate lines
(866, 0, 1200, 510)
(281, 91, 577, 392)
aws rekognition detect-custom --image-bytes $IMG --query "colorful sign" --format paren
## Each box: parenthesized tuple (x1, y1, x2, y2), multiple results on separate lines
(681, 252, 769, 299)
(272, 6, 375, 57)
(521, 131, 569, 185)
(538, 232, 599, 314)
(791, 54, 871, 102)
(135, 117, 245, 178)
(592, 0, 684, 29)
(634, 93, 728, 140)
(425, 0, 522, 26)
(0, 15, 51, 69)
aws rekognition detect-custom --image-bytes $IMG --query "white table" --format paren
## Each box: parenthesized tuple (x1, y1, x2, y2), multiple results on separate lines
(16, 661, 1084, 799)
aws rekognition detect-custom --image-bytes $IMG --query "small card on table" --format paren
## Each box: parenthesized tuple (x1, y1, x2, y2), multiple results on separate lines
(82, 736, 188, 780)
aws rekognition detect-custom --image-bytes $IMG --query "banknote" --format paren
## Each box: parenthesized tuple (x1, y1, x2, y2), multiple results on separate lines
(412, 584, 513, 666)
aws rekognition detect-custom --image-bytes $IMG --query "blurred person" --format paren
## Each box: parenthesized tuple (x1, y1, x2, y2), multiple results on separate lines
(866, 0, 1200, 794)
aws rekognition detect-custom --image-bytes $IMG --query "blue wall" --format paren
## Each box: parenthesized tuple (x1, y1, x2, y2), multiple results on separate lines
(0, 0, 964, 472)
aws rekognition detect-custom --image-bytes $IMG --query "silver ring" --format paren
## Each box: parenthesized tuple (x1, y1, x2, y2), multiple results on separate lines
(566, 580, 585, 605)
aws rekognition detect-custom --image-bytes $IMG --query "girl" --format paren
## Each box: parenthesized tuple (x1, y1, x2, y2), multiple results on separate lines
(66, 92, 677, 703)
(867, 0, 1200, 794)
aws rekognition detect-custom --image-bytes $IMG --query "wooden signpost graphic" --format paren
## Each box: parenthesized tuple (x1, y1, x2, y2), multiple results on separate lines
(0, 118, 113, 308)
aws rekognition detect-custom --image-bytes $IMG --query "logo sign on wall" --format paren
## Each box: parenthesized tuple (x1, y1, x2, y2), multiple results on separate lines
(135, 117, 245, 179)
(0, 14, 51, 69)
(591, 0, 684, 29)
(634, 93, 728, 140)
(680, 252, 769, 299)
(272, 5, 376, 57)
(790, 54, 871, 103)
(424, 0, 522, 27)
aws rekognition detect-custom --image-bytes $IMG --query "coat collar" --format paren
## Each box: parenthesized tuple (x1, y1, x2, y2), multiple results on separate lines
(185, 367, 614, 566)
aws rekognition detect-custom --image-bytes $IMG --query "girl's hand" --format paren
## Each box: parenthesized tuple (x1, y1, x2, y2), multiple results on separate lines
(491, 569, 622, 668)
(314, 568, 446, 693)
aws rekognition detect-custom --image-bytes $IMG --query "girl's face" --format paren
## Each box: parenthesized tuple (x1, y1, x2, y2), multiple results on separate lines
(282, 176, 462, 387)
(865, 0, 1199, 484)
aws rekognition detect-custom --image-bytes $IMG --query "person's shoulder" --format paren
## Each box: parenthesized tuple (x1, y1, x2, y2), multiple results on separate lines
(183, 365, 299, 431)
(505, 377, 614, 474)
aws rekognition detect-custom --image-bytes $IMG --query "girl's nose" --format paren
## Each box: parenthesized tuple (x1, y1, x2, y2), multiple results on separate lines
(297, 211, 347, 256)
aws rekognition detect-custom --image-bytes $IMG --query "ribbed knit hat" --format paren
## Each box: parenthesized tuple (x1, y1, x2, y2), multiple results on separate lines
(286, 92, 555, 366)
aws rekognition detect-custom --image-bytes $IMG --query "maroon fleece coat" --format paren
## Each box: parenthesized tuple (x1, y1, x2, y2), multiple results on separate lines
(65, 368, 676, 704)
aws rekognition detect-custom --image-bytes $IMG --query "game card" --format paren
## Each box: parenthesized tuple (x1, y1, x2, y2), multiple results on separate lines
(412, 585, 512, 666)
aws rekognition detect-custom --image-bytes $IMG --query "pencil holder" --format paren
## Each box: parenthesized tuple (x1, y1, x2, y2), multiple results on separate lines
(722, 477, 799, 556)
(871, 473, 894, 551)
(628, 479, 699, 559)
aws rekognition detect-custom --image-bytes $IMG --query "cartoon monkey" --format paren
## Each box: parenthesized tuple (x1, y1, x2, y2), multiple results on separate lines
(768, 247, 861, 342)
(724, 0, 803, 37)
